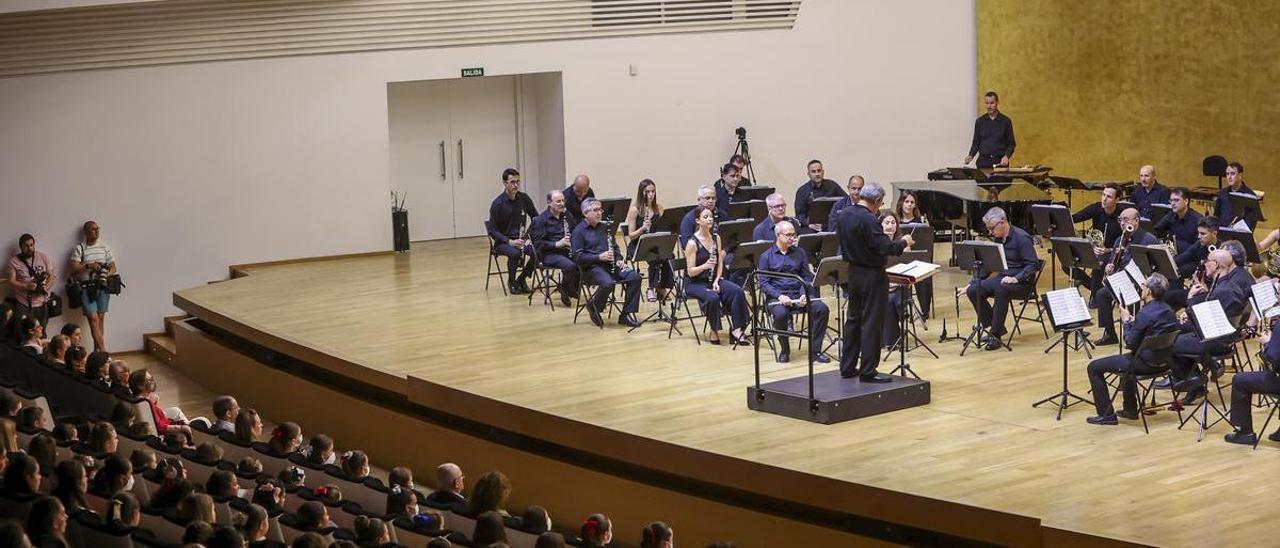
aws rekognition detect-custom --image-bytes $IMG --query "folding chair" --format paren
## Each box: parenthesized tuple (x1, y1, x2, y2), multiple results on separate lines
(1111, 330, 1180, 434)
(1008, 259, 1050, 343)
(483, 220, 509, 295)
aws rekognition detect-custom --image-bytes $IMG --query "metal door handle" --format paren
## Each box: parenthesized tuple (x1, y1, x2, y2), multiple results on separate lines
(438, 141, 446, 180)
(457, 139, 464, 179)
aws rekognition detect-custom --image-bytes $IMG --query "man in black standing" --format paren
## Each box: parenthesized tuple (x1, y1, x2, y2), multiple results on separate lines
(964, 91, 1015, 168)
(835, 182, 912, 382)
(794, 159, 847, 233)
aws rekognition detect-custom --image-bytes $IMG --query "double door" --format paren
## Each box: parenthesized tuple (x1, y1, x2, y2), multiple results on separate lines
(388, 76, 518, 240)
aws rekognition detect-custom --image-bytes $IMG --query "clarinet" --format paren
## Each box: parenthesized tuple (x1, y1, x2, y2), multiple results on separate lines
(710, 221, 720, 281)
(603, 221, 630, 276)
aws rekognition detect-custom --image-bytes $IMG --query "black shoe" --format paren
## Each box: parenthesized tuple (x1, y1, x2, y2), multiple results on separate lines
(1086, 414, 1118, 425)
(517, 278, 531, 294)
(1225, 431, 1259, 446)
(983, 336, 1003, 351)
(777, 339, 791, 364)
(1268, 430, 1280, 443)
(1208, 358, 1226, 381)
(1172, 375, 1206, 393)
(859, 373, 894, 383)
(840, 371, 858, 379)
(1116, 409, 1140, 421)
(1153, 378, 1173, 390)
(1095, 333, 1119, 346)
(618, 314, 640, 328)
(811, 353, 831, 364)
(776, 350, 790, 363)
(509, 283, 527, 295)
(586, 305, 604, 327)
(560, 293, 573, 307)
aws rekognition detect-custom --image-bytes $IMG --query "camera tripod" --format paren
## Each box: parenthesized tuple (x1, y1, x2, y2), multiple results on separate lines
(733, 127, 760, 185)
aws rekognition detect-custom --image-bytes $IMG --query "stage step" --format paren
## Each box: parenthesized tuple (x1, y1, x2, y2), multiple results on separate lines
(747, 371, 930, 424)
(143, 333, 177, 365)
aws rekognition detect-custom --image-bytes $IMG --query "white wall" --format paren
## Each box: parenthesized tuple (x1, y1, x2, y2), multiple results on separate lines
(0, 0, 976, 351)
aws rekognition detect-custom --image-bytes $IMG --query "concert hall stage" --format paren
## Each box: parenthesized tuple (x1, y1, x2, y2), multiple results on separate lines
(171, 238, 1275, 547)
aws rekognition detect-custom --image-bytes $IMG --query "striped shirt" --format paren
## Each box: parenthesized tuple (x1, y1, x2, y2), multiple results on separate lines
(71, 241, 116, 282)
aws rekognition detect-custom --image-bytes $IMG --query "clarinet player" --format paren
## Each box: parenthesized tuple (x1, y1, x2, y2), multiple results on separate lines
(572, 198, 642, 328)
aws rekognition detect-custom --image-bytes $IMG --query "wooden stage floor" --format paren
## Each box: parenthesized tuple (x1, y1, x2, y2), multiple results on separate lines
(175, 238, 1278, 547)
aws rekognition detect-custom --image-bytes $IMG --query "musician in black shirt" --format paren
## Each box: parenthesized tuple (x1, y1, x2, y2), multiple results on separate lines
(794, 160, 847, 232)
(1214, 161, 1259, 230)
(1094, 208, 1158, 346)
(729, 154, 753, 186)
(1072, 183, 1122, 292)
(964, 91, 1015, 168)
(713, 163, 748, 206)
(1165, 217, 1219, 310)
(487, 168, 539, 294)
(1084, 273, 1178, 425)
(564, 174, 596, 221)
(835, 182, 912, 382)
(1153, 187, 1202, 255)
(572, 198, 642, 328)
(828, 175, 864, 235)
(530, 190, 579, 307)
(1129, 165, 1169, 218)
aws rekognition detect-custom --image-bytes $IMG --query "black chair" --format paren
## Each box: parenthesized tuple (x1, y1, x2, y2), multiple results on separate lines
(525, 244, 562, 310)
(1111, 330, 1180, 434)
(1007, 259, 1050, 344)
(483, 220, 509, 296)
(573, 264, 618, 328)
(1203, 155, 1228, 189)
(667, 259, 706, 344)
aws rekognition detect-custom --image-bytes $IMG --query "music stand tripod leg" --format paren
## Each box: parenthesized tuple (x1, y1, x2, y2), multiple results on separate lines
(1033, 328, 1094, 420)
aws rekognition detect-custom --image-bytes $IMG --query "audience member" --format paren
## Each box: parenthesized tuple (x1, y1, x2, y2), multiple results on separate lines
(148, 477, 194, 511)
(3, 452, 40, 495)
(88, 454, 132, 498)
(85, 421, 118, 455)
(178, 492, 217, 524)
(50, 461, 89, 514)
(104, 493, 141, 532)
(181, 519, 214, 545)
(426, 462, 466, 507)
(291, 532, 327, 548)
(130, 449, 157, 474)
(233, 408, 263, 444)
(50, 423, 77, 445)
(641, 521, 674, 548)
(206, 470, 238, 499)
(63, 346, 86, 375)
(0, 419, 19, 455)
(252, 479, 286, 513)
(520, 505, 551, 535)
(426, 537, 454, 548)
(210, 395, 238, 434)
(58, 323, 82, 349)
(580, 514, 612, 548)
(0, 392, 21, 419)
(385, 486, 417, 519)
(128, 369, 193, 439)
(207, 525, 246, 548)
(534, 532, 567, 548)
(27, 433, 56, 474)
(16, 407, 48, 432)
(352, 515, 390, 547)
(302, 433, 334, 466)
(17, 317, 43, 356)
(25, 497, 67, 548)
(237, 456, 263, 477)
(69, 220, 118, 353)
(261, 422, 302, 457)
(43, 336, 68, 367)
(336, 450, 369, 481)
(468, 471, 511, 517)
(108, 359, 129, 389)
(0, 519, 27, 548)
(472, 511, 508, 545)
(295, 500, 331, 530)
(244, 503, 285, 548)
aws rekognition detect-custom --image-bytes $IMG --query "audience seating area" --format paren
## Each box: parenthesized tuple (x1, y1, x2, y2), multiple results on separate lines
(0, 334, 680, 548)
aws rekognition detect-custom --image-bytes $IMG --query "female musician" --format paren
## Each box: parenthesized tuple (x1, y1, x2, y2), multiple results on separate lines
(895, 191, 927, 224)
(625, 179, 674, 302)
(881, 212, 908, 348)
(684, 206, 750, 345)
(894, 190, 933, 317)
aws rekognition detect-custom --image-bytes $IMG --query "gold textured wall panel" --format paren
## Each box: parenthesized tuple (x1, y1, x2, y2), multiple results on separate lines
(978, 0, 1280, 224)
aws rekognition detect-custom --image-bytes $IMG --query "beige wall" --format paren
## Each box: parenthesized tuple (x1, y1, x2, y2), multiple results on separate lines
(978, 0, 1280, 223)
(0, 0, 976, 349)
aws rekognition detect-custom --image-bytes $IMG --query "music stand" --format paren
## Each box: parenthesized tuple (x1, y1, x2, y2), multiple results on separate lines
(1033, 288, 1094, 420)
(813, 256, 849, 359)
(1129, 244, 1178, 281)
(1217, 227, 1261, 264)
(599, 197, 632, 227)
(725, 200, 760, 221)
(808, 197, 841, 230)
(797, 232, 839, 268)
(653, 204, 695, 235)
(626, 232, 679, 332)
(1139, 217, 1155, 235)
(885, 251, 939, 364)
(1047, 237, 1102, 356)
(737, 185, 776, 201)
(717, 219, 756, 252)
(1227, 192, 1264, 226)
(953, 241, 1011, 355)
(1148, 203, 1172, 225)
(900, 223, 935, 254)
(1031, 204, 1076, 289)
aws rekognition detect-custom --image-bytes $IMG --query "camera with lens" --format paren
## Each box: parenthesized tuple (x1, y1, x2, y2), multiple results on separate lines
(29, 271, 48, 295)
(735, 127, 747, 140)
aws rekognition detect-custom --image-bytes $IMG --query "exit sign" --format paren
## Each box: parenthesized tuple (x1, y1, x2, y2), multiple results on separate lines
(461, 67, 484, 78)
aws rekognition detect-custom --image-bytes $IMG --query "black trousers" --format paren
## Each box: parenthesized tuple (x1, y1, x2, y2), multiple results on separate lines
(1169, 332, 1229, 380)
(645, 260, 675, 290)
(494, 242, 535, 284)
(1094, 284, 1118, 337)
(966, 278, 1032, 337)
(1230, 371, 1280, 433)
(582, 265, 641, 315)
(770, 299, 829, 356)
(841, 267, 890, 377)
(540, 253, 579, 296)
(976, 152, 1002, 168)
(1087, 354, 1166, 416)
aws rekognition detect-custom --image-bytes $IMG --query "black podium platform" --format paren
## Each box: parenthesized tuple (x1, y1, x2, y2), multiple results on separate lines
(747, 371, 930, 424)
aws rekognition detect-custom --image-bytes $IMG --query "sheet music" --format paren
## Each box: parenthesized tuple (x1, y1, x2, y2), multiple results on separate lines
(1123, 259, 1146, 286)
(1107, 271, 1141, 307)
(1252, 281, 1279, 321)
(886, 260, 941, 282)
(1044, 288, 1090, 327)
(1190, 300, 1236, 341)
(1230, 219, 1251, 232)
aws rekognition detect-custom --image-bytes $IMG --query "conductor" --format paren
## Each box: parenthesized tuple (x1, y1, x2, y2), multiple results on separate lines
(835, 182, 912, 382)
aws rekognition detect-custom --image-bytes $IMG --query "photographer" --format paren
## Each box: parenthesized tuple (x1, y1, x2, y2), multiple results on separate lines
(70, 220, 118, 352)
(6, 233, 55, 329)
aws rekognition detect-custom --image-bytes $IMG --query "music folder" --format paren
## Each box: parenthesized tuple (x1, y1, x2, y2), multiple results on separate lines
(797, 232, 839, 267)
(809, 197, 842, 229)
(1188, 300, 1237, 343)
(732, 240, 773, 271)
(653, 204, 695, 235)
(1129, 244, 1178, 281)
(886, 260, 940, 284)
(1148, 203, 1172, 224)
(1049, 237, 1102, 271)
(1216, 226, 1261, 264)
(1227, 191, 1264, 223)
(716, 219, 756, 252)
(725, 199, 762, 222)
(899, 223, 935, 261)
(598, 196, 632, 226)
(813, 256, 849, 287)
(954, 240, 1007, 274)
(736, 185, 776, 202)
(1030, 204, 1076, 238)
(1042, 287, 1092, 331)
